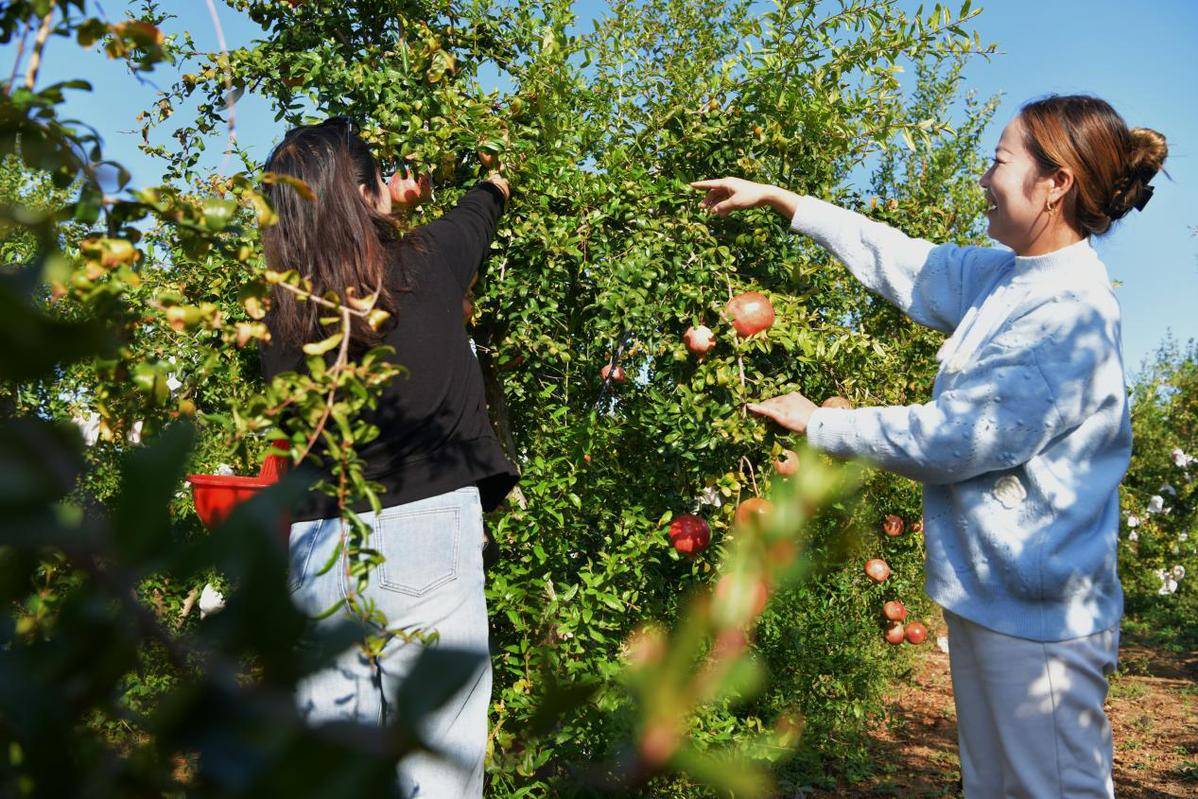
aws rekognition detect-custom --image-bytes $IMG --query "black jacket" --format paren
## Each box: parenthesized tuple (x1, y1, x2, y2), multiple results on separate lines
(259, 182, 518, 521)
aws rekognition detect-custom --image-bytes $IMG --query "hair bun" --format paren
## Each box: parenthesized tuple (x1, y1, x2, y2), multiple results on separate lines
(1106, 127, 1168, 220)
(1128, 127, 1168, 176)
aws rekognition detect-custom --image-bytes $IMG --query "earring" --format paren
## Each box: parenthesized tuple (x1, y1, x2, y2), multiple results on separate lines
(1045, 196, 1057, 214)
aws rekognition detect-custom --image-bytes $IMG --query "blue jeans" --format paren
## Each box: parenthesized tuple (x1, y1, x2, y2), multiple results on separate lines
(287, 486, 491, 797)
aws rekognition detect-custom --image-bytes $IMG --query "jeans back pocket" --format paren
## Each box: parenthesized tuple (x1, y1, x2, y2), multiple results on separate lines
(373, 505, 461, 596)
(287, 519, 325, 594)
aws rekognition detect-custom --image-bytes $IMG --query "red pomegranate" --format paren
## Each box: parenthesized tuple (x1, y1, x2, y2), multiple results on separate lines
(600, 363, 626, 383)
(683, 325, 716, 357)
(388, 169, 431, 207)
(864, 558, 891, 584)
(667, 514, 711, 556)
(725, 291, 775, 338)
(904, 621, 928, 645)
(773, 449, 799, 477)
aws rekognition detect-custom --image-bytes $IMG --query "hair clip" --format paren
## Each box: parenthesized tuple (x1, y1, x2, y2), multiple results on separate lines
(1133, 184, 1154, 211)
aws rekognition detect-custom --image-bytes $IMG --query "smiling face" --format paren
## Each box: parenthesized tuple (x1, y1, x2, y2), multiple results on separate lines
(978, 115, 1075, 255)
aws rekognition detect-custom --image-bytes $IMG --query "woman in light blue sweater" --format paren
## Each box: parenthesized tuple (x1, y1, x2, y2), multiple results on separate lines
(692, 95, 1167, 798)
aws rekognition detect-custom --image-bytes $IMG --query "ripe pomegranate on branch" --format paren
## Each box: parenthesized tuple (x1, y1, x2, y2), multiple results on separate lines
(668, 514, 711, 556)
(600, 363, 625, 383)
(773, 449, 799, 477)
(683, 325, 716, 357)
(864, 558, 891, 583)
(725, 291, 774, 338)
(388, 168, 431, 207)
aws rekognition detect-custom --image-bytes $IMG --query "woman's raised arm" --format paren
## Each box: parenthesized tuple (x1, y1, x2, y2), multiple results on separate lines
(691, 177, 1010, 334)
(422, 177, 508, 292)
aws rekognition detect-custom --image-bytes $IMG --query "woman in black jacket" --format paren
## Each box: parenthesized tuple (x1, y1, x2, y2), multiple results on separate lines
(259, 117, 516, 797)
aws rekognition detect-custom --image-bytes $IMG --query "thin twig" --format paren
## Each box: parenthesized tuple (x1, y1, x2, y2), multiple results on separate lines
(726, 276, 747, 417)
(177, 584, 200, 625)
(23, 11, 55, 90)
(298, 388, 337, 464)
(295, 306, 352, 463)
(5, 19, 31, 95)
(275, 281, 371, 317)
(272, 281, 378, 464)
(202, 0, 238, 173)
(740, 455, 759, 497)
(337, 457, 353, 618)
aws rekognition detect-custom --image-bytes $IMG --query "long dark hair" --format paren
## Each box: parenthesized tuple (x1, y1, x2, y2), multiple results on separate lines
(261, 117, 410, 350)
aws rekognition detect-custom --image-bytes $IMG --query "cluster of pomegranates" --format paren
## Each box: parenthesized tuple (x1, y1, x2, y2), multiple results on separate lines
(680, 290, 773, 364)
(665, 495, 776, 558)
(864, 514, 929, 645)
(650, 285, 934, 655)
(603, 289, 777, 387)
(385, 140, 506, 210)
(663, 291, 853, 561)
(662, 290, 776, 557)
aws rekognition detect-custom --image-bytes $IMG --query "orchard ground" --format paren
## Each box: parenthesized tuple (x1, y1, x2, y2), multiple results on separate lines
(808, 609, 1198, 799)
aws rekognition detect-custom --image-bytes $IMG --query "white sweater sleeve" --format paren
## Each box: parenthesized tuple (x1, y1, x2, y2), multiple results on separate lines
(805, 296, 1115, 485)
(790, 196, 1009, 333)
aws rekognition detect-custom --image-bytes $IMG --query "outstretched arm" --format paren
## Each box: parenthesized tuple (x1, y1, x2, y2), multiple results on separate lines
(423, 176, 508, 292)
(799, 298, 1115, 485)
(690, 178, 1009, 333)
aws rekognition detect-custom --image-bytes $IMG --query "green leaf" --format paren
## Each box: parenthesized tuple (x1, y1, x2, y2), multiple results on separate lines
(260, 172, 315, 201)
(111, 423, 194, 565)
(201, 198, 237, 231)
(0, 278, 111, 382)
(302, 333, 343, 356)
(313, 537, 344, 578)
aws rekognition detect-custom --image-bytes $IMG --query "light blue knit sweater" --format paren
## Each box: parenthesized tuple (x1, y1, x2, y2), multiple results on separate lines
(794, 196, 1131, 642)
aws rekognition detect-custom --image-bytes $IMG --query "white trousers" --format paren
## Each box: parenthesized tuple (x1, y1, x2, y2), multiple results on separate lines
(944, 610, 1119, 799)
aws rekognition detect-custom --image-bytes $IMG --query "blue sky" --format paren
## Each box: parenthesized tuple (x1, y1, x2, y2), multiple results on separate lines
(8, 0, 1196, 376)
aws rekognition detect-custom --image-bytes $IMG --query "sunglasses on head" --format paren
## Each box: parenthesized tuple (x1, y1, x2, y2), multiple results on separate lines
(321, 115, 358, 135)
(281, 116, 359, 141)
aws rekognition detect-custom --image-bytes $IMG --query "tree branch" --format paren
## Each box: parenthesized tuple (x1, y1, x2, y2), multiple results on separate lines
(5, 19, 31, 95)
(23, 11, 55, 91)
(202, 0, 238, 172)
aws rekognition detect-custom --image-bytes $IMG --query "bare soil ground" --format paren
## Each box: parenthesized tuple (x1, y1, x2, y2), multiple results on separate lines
(808, 626, 1198, 799)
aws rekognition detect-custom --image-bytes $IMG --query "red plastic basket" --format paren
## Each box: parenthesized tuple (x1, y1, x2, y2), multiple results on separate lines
(187, 441, 292, 544)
